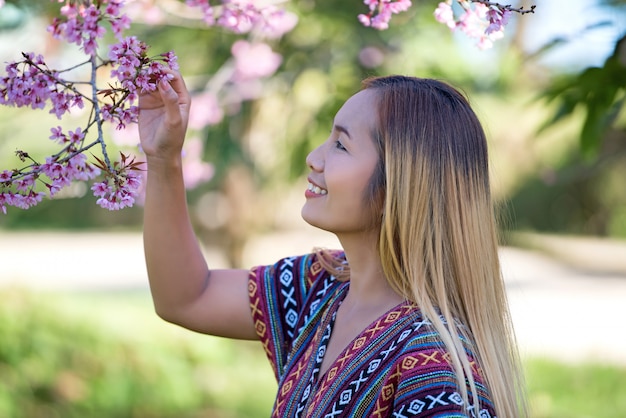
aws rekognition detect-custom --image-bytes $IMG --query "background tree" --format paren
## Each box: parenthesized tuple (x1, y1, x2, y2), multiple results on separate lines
(508, 0, 626, 237)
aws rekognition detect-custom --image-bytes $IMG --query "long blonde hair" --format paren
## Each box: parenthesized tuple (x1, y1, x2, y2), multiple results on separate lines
(319, 75, 526, 417)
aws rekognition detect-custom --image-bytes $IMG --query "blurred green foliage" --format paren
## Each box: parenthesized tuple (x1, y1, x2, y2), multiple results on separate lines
(526, 358, 626, 418)
(506, 132, 626, 237)
(0, 289, 276, 418)
(539, 35, 626, 157)
(517, 0, 626, 238)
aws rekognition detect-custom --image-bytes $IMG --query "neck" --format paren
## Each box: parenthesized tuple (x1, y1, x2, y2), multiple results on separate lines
(336, 230, 403, 309)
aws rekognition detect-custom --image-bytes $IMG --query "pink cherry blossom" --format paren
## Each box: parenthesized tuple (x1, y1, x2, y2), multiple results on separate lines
(358, 14, 371, 27)
(186, 0, 296, 37)
(41, 157, 64, 180)
(358, 0, 412, 31)
(49, 126, 67, 144)
(359, 46, 385, 68)
(189, 91, 224, 130)
(231, 40, 282, 81)
(68, 127, 85, 147)
(91, 153, 144, 210)
(91, 181, 110, 198)
(124, 1, 166, 25)
(48, 0, 130, 55)
(181, 137, 215, 189)
(485, 7, 511, 35)
(258, 8, 298, 39)
(66, 153, 100, 182)
(430, 1, 532, 49)
(14, 175, 35, 193)
(434, 2, 456, 29)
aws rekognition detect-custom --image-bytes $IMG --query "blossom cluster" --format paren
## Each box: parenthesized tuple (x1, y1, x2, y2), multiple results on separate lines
(358, 0, 412, 31)
(0, 52, 84, 117)
(105, 37, 178, 129)
(48, 0, 131, 56)
(357, 0, 534, 48)
(185, 0, 297, 37)
(0, 134, 101, 214)
(0, 0, 177, 213)
(91, 152, 143, 210)
(434, 0, 535, 49)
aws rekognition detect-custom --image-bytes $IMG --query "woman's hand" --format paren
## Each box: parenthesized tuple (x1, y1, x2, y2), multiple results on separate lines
(138, 72, 191, 160)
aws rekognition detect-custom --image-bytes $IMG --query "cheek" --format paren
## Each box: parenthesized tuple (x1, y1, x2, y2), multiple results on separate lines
(328, 165, 363, 194)
(329, 169, 375, 211)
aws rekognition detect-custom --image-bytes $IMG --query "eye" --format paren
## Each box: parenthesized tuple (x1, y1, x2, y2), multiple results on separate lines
(334, 140, 347, 151)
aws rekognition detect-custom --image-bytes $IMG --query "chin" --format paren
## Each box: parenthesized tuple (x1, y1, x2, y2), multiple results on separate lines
(301, 206, 319, 228)
(301, 206, 332, 232)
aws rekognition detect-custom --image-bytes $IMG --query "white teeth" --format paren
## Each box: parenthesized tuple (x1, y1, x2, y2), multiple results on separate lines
(308, 182, 327, 195)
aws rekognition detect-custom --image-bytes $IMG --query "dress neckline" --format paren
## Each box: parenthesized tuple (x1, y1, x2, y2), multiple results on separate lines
(314, 282, 411, 381)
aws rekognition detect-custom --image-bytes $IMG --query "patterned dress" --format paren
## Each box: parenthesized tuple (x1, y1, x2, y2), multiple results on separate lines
(248, 252, 497, 417)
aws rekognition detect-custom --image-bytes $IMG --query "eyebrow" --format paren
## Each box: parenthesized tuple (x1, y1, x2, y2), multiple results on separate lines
(334, 124, 352, 139)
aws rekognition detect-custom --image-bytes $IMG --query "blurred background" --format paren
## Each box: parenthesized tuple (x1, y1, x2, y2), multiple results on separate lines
(1, 0, 626, 416)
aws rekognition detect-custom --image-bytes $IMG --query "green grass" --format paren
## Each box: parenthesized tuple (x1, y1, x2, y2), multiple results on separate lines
(1, 288, 626, 418)
(0, 288, 276, 418)
(525, 358, 626, 418)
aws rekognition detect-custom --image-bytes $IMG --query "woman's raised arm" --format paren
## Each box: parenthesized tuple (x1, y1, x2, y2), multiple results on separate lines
(138, 72, 257, 340)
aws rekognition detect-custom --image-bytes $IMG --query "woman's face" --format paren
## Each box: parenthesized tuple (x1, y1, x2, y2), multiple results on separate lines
(301, 89, 381, 235)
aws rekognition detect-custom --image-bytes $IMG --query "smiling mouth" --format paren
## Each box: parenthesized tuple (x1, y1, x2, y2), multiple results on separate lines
(307, 182, 328, 195)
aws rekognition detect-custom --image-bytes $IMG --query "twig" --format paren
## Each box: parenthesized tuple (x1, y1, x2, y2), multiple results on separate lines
(471, 0, 536, 14)
(90, 54, 112, 171)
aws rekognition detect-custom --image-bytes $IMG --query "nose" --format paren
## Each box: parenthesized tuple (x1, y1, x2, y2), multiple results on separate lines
(306, 143, 324, 172)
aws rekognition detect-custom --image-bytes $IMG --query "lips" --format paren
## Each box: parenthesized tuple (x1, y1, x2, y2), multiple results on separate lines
(306, 178, 327, 195)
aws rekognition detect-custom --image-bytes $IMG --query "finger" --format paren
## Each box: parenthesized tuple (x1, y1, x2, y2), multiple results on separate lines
(158, 78, 183, 125)
(155, 70, 190, 105)
(166, 71, 190, 104)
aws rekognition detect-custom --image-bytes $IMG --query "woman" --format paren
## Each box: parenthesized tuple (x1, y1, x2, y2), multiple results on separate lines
(139, 72, 527, 417)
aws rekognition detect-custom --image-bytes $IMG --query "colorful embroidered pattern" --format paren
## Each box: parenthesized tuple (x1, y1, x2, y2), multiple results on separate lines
(249, 253, 497, 417)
